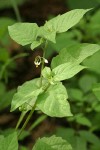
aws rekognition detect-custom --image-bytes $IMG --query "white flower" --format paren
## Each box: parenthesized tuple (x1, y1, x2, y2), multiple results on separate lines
(44, 58, 48, 63)
(34, 56, 48, 68)
(34, 61, 41, 67)
(34, 55, 41, 67)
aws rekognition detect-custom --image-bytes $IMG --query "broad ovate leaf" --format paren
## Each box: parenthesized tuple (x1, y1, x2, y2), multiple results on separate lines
(8, 9, 91, 45)
(51, 44, 100, 69)
(46, 9, 90, 33)
(52, 62, 85, 81)
(0, 132, 18, 150)
(11, 78, 43, 112)
(8, 23, 39, 46)
(32, 135, 72, 150)
(36, 82, 72, 117)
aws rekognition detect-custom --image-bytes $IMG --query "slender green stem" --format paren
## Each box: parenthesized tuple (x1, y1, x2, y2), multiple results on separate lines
(10, 0, 21, 22)
(40, 40, 48, 86)
(17, 41, 48, 138)
(0, 59, 10, 81)
(29, 115, 47, 131)
(18, 104, 36, 138)
(16, 112, 26, 130)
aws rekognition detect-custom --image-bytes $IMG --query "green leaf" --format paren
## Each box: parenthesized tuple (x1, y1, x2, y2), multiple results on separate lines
(8, 23, 39, 46)
(11, 78, 43, 112)
(46, 9, 90, 33)
(79, 130, 100, 145)
(72, 136, 87, 150)
(0, 17, 15, 45)
(31, 40, 42, 50)
(93, 83, 100, 101)
(8, 9, 91, 45)
(37, 25, 56, 43)
(91, 10, 100, 24)
(42, 67, 52, 79)
(42, 67, 54, 84)
(32, 135, 72, 150)
(52, 62, 85, 81)
(92, 102, 100, 112)
(0, 132, 18, 150)
(51, 44, 100, 69)
(79, 74, 97, 93)
(68, 88, 83, 101)
(75, 114, 92, 127)
(48, 32, 79, 53)
(55, 128, 87, 150)
(86, 10, 100, 37)
(0, 17, 15, 38)
(51, 43, 100, 81)
(36, 82, 72, 117)
(0, 89, 15, 111)
(83, 51, 100, 74)
(55, 127, 75, 142)
(0, 128, 29, 141)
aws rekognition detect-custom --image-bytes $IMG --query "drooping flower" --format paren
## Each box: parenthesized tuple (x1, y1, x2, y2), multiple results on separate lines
(34, 56, 41, 67)
(34, 56, 48, 67)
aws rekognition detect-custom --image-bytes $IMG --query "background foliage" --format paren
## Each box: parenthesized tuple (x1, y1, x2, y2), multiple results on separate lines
(0, 0, 100, 150)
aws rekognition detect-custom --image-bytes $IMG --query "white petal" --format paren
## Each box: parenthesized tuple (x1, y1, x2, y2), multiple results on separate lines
(44, 58, 48, 63)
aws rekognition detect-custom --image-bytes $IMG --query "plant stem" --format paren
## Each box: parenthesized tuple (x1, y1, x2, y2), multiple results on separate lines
(16, 112, 26, 130)
(17, 41, 48, 138)
(0, 59, 11, 81)
(29, 115, 47, 131)
(18, 104, 36, 138)
(40, 40, 48, 86)
(10, 0, 21, 22)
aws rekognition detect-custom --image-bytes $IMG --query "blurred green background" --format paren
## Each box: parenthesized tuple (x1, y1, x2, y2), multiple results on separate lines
(0, 0, 100, 150)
